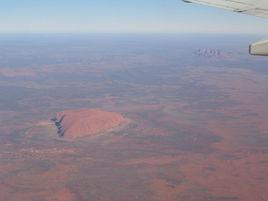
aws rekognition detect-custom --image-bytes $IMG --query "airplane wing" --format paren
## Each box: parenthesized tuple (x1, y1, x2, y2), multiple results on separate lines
(183, 0, 268, 56)
(182, 0, 268, 18)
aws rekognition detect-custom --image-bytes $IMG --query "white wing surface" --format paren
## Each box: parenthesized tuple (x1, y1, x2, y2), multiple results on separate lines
(183, 0, 268, 18)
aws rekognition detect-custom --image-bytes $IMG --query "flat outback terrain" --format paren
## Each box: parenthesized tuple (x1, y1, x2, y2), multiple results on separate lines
(0, 34, 268, 201)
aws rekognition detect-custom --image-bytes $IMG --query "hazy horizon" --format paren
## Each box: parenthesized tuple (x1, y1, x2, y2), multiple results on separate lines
(1, 0, 268, 34)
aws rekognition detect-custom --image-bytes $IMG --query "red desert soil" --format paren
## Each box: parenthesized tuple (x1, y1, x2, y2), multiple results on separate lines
(0, 68, 37, 77)
(47, 188, 76, 201)
(56, 109, 125, 139)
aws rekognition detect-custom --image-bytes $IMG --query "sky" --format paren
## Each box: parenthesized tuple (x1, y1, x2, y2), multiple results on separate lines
(1, 0, 268, 34)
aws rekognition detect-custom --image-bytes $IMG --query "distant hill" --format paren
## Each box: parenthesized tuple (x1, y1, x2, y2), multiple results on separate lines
(53, 109, 125, 139)
(194, 48, 232, 58)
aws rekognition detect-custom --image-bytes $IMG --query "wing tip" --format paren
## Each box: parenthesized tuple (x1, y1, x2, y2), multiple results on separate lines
(249, 40, 268, 56)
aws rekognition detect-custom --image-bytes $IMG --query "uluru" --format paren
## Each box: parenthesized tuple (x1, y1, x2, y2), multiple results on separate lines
(51, 109, 125, 139)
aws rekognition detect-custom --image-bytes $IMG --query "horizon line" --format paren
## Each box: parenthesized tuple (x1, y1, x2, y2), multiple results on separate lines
(0, 32, 265, 36)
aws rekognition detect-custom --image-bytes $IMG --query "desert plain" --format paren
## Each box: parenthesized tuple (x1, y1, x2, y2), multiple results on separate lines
(0, 34, 268, 201)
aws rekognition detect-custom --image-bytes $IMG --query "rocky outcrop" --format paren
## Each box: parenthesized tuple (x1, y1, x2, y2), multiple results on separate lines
(194, 48, 231, 58)
(51, 109, 125, 139)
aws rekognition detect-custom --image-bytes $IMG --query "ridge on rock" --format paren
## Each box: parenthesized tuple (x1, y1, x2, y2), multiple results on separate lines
(54, 109, 125, 139)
